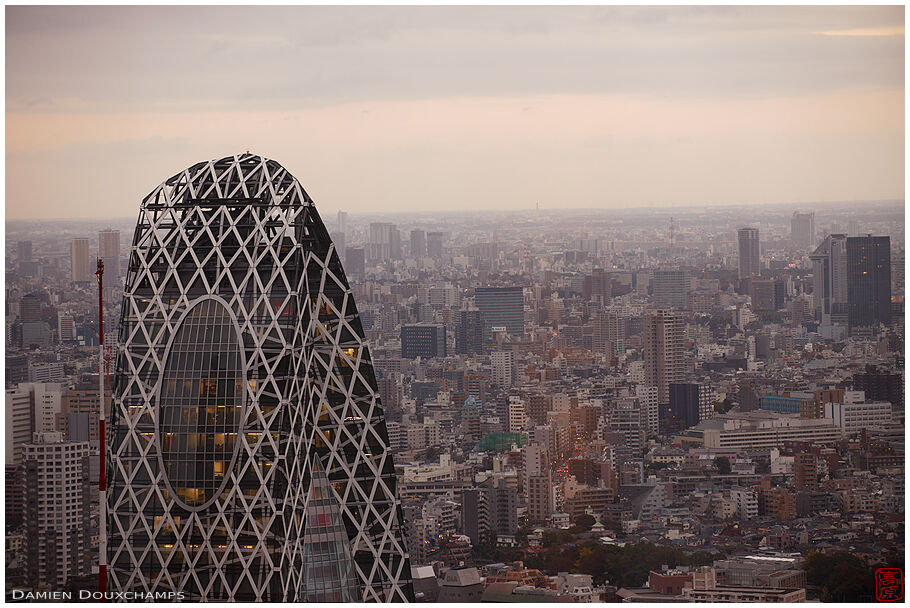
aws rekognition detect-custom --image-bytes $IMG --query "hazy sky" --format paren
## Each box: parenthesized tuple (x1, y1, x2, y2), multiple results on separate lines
(6, 6, 905, 220)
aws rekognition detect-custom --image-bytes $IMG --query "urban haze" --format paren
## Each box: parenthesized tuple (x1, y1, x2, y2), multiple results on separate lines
(4, 4, 906, 605)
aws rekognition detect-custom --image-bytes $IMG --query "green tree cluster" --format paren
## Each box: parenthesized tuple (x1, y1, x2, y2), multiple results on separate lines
(714, 456, 731, 474)
(525, 541, 691, 587)
(803, 551, 886, 602)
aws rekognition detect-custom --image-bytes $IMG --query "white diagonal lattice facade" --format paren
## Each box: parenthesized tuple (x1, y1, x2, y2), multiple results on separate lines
(107, 153, 413, 601)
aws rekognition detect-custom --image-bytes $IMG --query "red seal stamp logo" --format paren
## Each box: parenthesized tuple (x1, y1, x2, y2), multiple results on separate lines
(875, 568, 903, 602)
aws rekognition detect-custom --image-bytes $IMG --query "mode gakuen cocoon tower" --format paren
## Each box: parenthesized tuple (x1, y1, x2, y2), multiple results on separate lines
(107, 153, 413, 601)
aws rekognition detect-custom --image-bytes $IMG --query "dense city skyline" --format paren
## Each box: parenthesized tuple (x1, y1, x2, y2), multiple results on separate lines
(6, 185, 904, 601)
(6, 5, 904, 220)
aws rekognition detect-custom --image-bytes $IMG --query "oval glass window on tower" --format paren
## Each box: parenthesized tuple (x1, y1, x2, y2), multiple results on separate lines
(157, 297, 246, 510)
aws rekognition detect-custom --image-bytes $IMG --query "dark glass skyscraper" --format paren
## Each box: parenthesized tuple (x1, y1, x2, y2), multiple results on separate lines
(846, 235, 891, 329)
(652, 269, 688, 309)
(667, 383, 701, 433)
(400, 324, 446, 359)
(107, 154, 412, 601)
(474, 286, 524, 336)
(454, 309, 485, 355)
(737, 227, 760, 280)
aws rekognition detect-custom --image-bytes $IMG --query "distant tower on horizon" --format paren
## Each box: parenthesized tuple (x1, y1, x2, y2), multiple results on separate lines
(70, 238, 91, 283)
(98, 228, 120, 283)
(410, 228, 427, 258)
(368, 222, 401, 262)
(791, 211, 815, 249)
(337, 209, 348, 234)
(737, 227, 760, 280)
(426, 231, 444, 259)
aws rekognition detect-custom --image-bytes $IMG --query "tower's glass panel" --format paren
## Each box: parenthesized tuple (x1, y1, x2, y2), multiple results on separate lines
(302, 457, 361, 602)
(158, 298, 243, 507)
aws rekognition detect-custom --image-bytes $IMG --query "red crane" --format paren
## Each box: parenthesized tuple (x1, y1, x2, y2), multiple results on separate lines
(96, 259, 107, 595)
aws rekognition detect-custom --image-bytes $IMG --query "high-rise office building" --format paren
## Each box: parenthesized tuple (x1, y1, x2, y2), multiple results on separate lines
(18, 240, 32, 264)
(6, 354, 29, 385)
(5, 384, 32, 532)
(737, 227, 760, 280)
(454, 309, 484, 356)
(667, 383, 711, 432)
(508, 396, 528, 433)
(793, 452, 817, 490)
(582, 269, 612, 305)
(491, 350, 515, 388)
(345, 246, 365, 280)
(70, 238, 92, 283)
(390, 227, 402, 260)
(635, 385, 660, 435)
(368, 222, 401, 262)
(18, 382, 65, 435)
(401, 324, 446, 359)
(643, 309, 684, 405)
(334, 211, 348, 261)
(790, 211, 815, 249)
(21, 323, 51, 349)
(28, 362, 66, 384)
(98, 229, 120, 281)
(652, 270, 689, 309)
(809, 234, 848, 325)
(593, 310, 625, 360)
(461, 480, 518, 545)
(19, 294, 41, 323)
(23, 432, 91, 590)
(18, 240, 37, 277)
(57, 312, 76, 343)
(475, 286, 524, 336)
(108, 154, 412, 601)
(336, 210, 348, 234)
(522, 442, 552, 524)
(58, 380, 110, 445)
(609, 400, 646, 455)
(750, 278, 776, 311)
(846, 235, 891, 329)
(5, 387, 34, 465)
(334, 230, 346, 260)
(853, 367, 904, 412)
(410, 229, 427, 258)
(6, 464, 24, 530)
(426, 231, 444, 258)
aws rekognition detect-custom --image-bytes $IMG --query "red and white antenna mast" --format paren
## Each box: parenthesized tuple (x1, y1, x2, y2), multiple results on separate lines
(96, 259, 107, 595)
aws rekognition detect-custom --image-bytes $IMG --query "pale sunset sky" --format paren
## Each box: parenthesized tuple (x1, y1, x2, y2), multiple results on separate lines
(5, 5, 905, 220)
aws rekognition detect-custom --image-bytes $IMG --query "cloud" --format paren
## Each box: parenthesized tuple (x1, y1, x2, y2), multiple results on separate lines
(5, 6, 905, 114)
(5, 6, 904, 220)
(816, 26, 905, 37)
